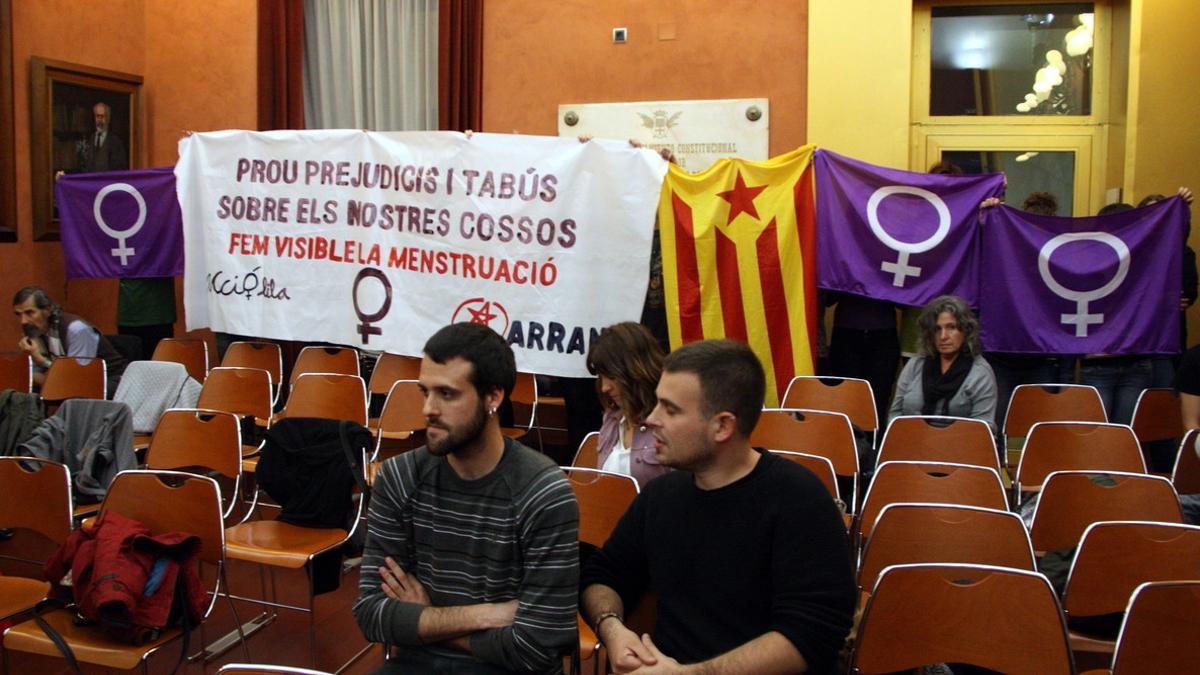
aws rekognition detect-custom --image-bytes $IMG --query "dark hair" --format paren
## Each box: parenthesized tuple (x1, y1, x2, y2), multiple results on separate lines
(587, 322, 664, 421)
(927, 160, 964, 176)
(1021, 192, 1058, 216)
(423, 322, 516, 399)
(662, 339, 764, 438)
(11, 286, 60, 322)
(1098, 202, 1134, 216)
(917, 295, 981, 357)
(1138, 194, 1167, 208)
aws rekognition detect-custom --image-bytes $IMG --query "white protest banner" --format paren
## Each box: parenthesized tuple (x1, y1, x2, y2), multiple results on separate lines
(175, 130, 667, 377)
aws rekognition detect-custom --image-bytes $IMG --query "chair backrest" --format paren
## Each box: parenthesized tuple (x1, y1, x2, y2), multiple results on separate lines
(0, 457, 73, 545)
(152, 337, 209, 383)
(852, 563, 1073, 675)
(563, 467, 639, 548)
(375, 379, 424, 442)
(290, 345, 359, 385)
(858, 503, 1035, 593)
(856, 461, 1007, 542)
(40, 356, 106, 401)
(221, 341, 283, 387)
(508, 372, 538, 430)
(367, 352, 421, 396)
(1030, 471, 1184, 552)
(284, 373, 368, 425)
(1130, 387, 1183, 444)
(1108, 581, 1200, 675)
(781, 376, 877, 433)
(1015, 421, 1146, 491)
(100, 470, 224, 568)
(767, 450, 840, 501)
(571, 431, 600, 469)
(0, 351, 32, 393)
(751, 408, 860, 511)
(1063, 521, 1200, 619)
(1172, 428, 1200, 494)
(878, 415, 1000, 472)
(197, 366, 274, 424)
(145, 409, 242, 480)
(1004, 383, 1107, 438)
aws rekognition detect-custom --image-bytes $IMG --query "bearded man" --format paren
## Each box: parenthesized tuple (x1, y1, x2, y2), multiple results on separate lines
(354, 322, 579, 674)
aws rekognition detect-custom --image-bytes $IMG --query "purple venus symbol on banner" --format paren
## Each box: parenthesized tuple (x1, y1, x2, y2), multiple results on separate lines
(866, 185, 951, 287)
(1037, 232, 1130, 337)
(93, 183, 147, 265)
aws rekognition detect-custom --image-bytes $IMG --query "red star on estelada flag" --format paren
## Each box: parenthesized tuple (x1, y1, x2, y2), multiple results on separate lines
(716, 171, 768, 225)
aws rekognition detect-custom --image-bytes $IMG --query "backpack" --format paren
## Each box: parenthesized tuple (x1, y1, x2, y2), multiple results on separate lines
(36, 509, 208, 672)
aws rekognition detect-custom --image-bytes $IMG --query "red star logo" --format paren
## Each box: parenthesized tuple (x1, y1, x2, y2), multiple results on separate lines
(466, 301, 498, 325)
(717, 171, 768, 225)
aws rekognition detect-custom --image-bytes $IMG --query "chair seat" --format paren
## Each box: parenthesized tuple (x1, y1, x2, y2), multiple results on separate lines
(501, 428, 527, 439)
(242, 456, 260, 474)
(3, 607, 184, 670)
(225, 520, 348, 569)
(1069, 628, 1117, 654)
(0, 577, 50, 621)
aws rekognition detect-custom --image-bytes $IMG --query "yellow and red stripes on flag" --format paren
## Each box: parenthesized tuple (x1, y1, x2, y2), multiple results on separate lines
(658, 146, 818, 406)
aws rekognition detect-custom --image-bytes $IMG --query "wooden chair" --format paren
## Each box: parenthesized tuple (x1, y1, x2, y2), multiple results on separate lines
(152, 337, 210, 383)
(1130, 388, 1183, 446)
(858, 504, 1035, 603)
(562, 467, 639, 674)
(1005, 384, 1107, 466)
(878, 415, 1000, 472)
(851, 563, 1074, 674)
(751, 408, 860, 512)
(197, 367, 275, 473)
(0, 351, 32, 393)
(1098, 581, 1200, 675)
(1171, 428, 1200, 494)
(1029, 471, 1184, 553)
(223, 443, 368, 669)
(283, 373, 368, 425)
(501, 372, 539, 446)
(768, 450, 840, 503)
(40, 356, 106, 402)
(571, 432, 600, 469)
(855, 461, 1008, 545)
(0, 458, 72, 622)
(289, 345, 359, 385)
(3, 470, 239, 671)
(366, 353, 420, 427)
(222, 341, 284, 405)
(1061, 521, 1200, 656)
(1015, 422, 1146, 494)
(368, 380, 424, 484)
(781, 376, 878, 447)
(144, 408, 244, 520)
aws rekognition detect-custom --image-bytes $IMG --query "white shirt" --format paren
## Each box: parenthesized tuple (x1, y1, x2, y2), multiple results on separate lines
(600, 417, 632, 476)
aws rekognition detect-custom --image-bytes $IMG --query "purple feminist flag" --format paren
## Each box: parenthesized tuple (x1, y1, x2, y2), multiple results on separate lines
(980, 199, 1186, 354)
(56, 166, 184, 279)
(815, 149, 1005, 306)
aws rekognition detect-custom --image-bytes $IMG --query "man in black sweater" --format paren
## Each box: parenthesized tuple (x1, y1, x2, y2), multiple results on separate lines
(581, 339, 855, 674)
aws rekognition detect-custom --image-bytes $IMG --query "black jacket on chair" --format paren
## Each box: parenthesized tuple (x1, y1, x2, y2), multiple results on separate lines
(255, 417, 371, 529)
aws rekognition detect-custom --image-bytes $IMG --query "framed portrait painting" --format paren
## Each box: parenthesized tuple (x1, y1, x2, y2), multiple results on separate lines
(30, 57, 142, 240)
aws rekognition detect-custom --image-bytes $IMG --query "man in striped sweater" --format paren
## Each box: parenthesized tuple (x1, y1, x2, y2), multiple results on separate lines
(354, 322, 580, 674)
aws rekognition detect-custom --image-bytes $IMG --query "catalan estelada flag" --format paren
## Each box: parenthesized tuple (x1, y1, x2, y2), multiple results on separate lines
(659, 146, 818, 406)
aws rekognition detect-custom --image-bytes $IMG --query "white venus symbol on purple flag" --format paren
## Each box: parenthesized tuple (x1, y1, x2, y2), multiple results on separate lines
(866, 185, 951, 287)
(1037, 232, 1130, 338)
(92, 183, 147, 266)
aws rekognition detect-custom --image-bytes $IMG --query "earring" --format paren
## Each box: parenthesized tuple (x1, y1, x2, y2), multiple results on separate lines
(488, 407, 497, 417)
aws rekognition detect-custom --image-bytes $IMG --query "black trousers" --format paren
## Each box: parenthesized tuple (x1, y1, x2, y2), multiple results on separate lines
(828, 326, 900, 424)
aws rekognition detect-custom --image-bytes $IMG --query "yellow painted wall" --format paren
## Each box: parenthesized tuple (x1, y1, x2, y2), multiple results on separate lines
(806, 0, 913, 169)
(1126, 0, 1200, 343)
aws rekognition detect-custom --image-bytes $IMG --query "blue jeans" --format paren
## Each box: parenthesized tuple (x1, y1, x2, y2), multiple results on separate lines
(1078, 357, 1154, 425)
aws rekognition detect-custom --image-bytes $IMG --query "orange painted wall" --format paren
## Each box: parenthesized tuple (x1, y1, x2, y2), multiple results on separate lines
(481, 0, 809, 158)
(2, 1, 256, 349)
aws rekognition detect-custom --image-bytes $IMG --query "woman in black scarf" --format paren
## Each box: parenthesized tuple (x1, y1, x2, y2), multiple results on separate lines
(888, 295, 997, 430)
